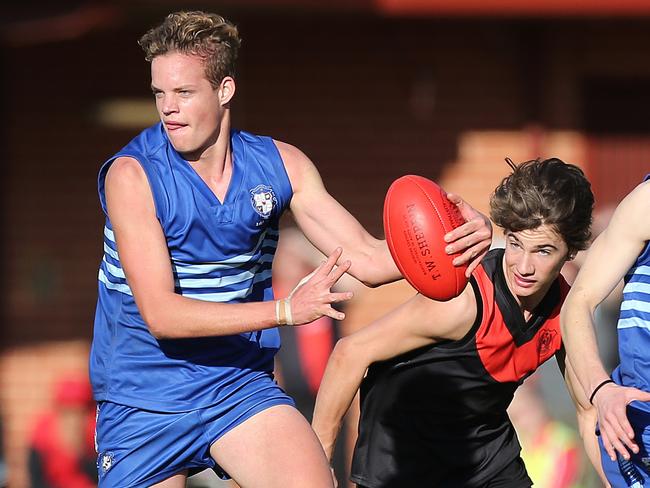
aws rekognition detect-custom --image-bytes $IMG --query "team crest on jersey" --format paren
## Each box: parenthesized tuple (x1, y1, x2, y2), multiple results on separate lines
(98, 451, 114, 475)
(250, 184, 277, 218)
(537, 328, 558, 357)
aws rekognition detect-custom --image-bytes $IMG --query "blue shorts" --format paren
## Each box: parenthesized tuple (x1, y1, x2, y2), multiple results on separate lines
(95, 376, 294, 488)
(599, 405, 650, 487)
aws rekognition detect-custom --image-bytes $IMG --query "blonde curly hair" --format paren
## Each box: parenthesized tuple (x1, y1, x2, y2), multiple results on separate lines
(138, 11, 241, 88)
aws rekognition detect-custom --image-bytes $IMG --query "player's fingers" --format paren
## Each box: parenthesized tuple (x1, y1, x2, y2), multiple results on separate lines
(617, 408, 637, 441)
(617, 431, 639, 456)
(327, 260, 351, 284)
(328, 291, 354, 304)
(613, 406, 639, 452)
(447, 246, 483, 275)
(444, 220, 475, 244)
(445, 192, 463, 205)
(318, 247, 343, 276)
(445, 192, 471, 218)
(445, 220, 491, 252)
(450, 239, 488, 264)
(322, 305, 345, 321)
(463, 250, 489, 277)
(603, 416, 635, 458)
(599, 427, 618, 461)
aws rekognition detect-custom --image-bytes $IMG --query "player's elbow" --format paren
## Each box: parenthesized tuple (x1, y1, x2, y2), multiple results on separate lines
(345, 255, 378, 287)
(350, 240, 397, 288)
(140, 304, 174, 339)
(359, 275, 381, 288)
(354, 263, 391, 288)
(142, 314, 167, 339)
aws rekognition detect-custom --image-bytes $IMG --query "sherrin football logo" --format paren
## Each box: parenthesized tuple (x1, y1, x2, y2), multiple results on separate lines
(250, 184, 277, 218)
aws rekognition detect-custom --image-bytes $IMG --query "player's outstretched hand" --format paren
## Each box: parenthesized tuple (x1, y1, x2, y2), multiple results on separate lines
(443, 193, 493, 277)
(594, 382, 650, 461)
(288, 247, 353, 325)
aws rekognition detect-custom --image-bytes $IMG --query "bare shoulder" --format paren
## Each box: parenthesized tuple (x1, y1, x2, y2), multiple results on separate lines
(274, 139, 311, 168)
(630, 179, 650, 238)
(632, 178, 650, 208)
(274, 139, 307, 160)
(610, 178, 650, 239)
(104, 156, 155, 216)
(622, 178, 650, 211)
(106, 156, 147, 188)
(412, 283, 478, 341)
(273, 139, 320, 188)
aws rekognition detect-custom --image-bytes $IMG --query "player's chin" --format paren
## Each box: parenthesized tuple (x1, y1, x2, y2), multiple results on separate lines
(168, 137, 189, 151)
(513, 284, 540, 298)
(171, 141, 202, 159)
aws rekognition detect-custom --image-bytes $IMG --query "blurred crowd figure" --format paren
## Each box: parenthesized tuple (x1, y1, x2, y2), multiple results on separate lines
(509, 378, 585, 488)
(27, 373, 97, 488)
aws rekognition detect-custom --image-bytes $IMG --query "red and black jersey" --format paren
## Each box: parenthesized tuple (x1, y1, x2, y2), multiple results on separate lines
(351, 248, 568, 488)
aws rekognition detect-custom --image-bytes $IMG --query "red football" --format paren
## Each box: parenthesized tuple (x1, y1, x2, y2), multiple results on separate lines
(383, 175, 469, 301)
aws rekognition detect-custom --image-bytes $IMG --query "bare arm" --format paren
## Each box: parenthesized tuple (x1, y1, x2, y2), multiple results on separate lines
(311, 287, 476, 460)
(557, 351, 610, 486)
(278, 141, 492, 286)
(561, 180, 650, 460)
(105, 156, 352, 339)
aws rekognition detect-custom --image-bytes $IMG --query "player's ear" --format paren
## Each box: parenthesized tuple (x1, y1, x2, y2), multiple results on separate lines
(218, 76, 236, 106)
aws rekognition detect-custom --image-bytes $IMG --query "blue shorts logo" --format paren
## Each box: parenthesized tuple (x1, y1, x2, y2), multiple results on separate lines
(98, 451, 114, 475)
(250, 185, 277, 218)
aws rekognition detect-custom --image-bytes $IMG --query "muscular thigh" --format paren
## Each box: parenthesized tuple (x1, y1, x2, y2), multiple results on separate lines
(210, 404, 334, 488)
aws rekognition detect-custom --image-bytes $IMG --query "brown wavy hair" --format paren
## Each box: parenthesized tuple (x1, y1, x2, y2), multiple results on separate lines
(490, 157, 594, 254)
(138, 11, 241, 88)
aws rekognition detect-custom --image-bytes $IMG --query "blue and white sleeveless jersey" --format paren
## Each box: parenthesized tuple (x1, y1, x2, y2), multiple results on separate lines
(613, 174, 650, 412)
(90, 123, 292, 412)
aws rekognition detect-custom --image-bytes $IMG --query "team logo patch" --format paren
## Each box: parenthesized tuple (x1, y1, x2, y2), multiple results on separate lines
(537, 328, 558, 357)
(98, 451, 114, 475)
(250, 184, 277, 218)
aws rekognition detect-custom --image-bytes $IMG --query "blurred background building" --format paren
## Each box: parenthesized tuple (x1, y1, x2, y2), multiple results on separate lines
(2, 1, 650, 486)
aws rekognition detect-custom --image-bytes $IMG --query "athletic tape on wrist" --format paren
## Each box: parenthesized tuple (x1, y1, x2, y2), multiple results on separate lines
(284, 299, 293, 326)
(276, 299, 287, 326)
